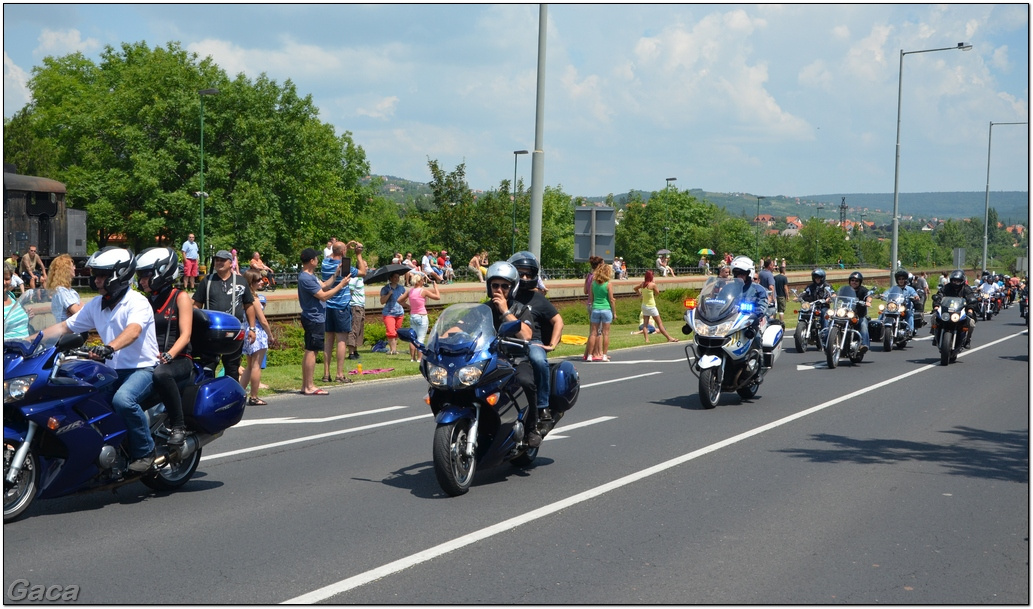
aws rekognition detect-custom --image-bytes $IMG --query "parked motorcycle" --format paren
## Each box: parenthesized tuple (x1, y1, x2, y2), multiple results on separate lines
(932, 295, 972, 366)
(819, 285, 868, 368)
(875, 286, 918, 352)
(3, 292, 247, 522)
(682, 277, 782, 409)
(790, 288, 827, 353)
(399, 303, 579, 497)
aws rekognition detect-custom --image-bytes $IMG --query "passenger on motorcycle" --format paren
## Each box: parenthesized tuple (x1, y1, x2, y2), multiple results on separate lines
(36, 247, 161, 472)
(843, 271, 873, 354)
(484, 262, 540, 447)
(891, 269, 921, 334)
(135, 247, 193, 447)
(931, 269, 977, 348)
(800, 268, 835, 329)
(508, 251, 564, 433)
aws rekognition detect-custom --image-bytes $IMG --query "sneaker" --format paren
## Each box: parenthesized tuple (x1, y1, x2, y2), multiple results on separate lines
(525, 430, 543, 448)
(129, 450, 156, 472)
(347, 353, 361, 360)
(168, 426, 187, 446)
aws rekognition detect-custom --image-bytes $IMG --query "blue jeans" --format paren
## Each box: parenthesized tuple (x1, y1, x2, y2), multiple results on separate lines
(113, 367, 156, 459)
(529, 341, 550, 409)
(857, 317, 870, 348)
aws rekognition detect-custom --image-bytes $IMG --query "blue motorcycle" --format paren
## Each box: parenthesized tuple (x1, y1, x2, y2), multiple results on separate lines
(399, 303, 579, 496)
(3, 292, 247, 522)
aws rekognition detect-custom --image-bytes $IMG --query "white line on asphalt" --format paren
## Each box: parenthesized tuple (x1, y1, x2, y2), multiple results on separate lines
(796, 363, 829, 370)
(586, 358, 687, 364)
(543, 416, 617, 442)
(234, 406, 409, 427)
(281, 330, 1026, 604)
(201, 414, 433, 462)
(581, 371, 662, 388)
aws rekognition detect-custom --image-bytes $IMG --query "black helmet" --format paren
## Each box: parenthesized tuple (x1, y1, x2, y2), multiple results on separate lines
(134, 247, 179, 295)
(485, 261, 519, 300)
(86, 246, 136, 309)
(811, 268, 826, 283)
(894, 269, 909, 282)
(848, 271, 863, 283)
(949, 269, 966, 284)
(507, 250, 539, 292)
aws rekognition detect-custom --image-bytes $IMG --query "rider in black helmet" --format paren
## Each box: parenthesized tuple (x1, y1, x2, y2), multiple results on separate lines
(931, 270, 977, 348)
(801, 268, 834, 329)
(844, 271, 873, 354)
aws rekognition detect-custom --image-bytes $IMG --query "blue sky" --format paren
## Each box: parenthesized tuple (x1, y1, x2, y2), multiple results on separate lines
(4, 4, 1029, 200)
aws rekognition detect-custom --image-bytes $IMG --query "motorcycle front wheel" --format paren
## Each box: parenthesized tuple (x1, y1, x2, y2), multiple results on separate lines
(883, 327, 893, 352)
(433, 420, 476, 496)
(825, 326, 841, 369)
(794, 325, 807, 353)
(698, 368, 721, 409)
(3, 441, 38, 523)
(142, 447, 201, 491)
(940, 330, 953, 366)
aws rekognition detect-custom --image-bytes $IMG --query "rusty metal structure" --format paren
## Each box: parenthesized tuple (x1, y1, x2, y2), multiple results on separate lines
(4, 164, 87, 262)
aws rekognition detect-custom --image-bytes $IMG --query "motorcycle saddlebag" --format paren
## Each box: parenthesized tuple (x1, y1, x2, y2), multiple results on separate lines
(548, 360, 579, 413)
(760, 324, 782, 368)
(868, 319, 884, 341)
(184, 376, 246, 434)
(191, 309, 245, 356)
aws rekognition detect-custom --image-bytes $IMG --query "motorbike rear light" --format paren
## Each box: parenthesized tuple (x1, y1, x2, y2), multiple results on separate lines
(683, 298, 697, 310)
(485, 392, 501, 407)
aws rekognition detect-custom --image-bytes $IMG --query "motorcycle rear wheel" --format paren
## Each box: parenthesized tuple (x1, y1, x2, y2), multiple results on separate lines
(940, 331, 953, 366)
(3, 442, 38, 523)
(511, 446, 539, 468)
(698, 368, 721, 409)
(736, 378, 760, 400)
(825, 326, 840, 369)
(142, 447, 201, 491)
(433, 420, 476, 496)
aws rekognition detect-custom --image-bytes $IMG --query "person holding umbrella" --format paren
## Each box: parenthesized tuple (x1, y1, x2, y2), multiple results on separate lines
(656, 249, 675, 277)
(366, 262, 414, 356)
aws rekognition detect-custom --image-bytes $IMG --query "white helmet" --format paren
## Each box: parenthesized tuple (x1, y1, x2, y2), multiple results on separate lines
(85, 246, 135, 307)
(134, 247, 180, 294)
(730, 255, 755, 276)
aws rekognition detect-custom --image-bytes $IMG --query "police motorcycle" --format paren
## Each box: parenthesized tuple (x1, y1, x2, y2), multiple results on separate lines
(4, 291, 247, 522)
(790, 288, 828, 353)
(681, 276, 782, 409)
(819, 285, 868, 368)
(399, 303, 579, 497)
(932, 296, 973, 366)
(874, 285, 921, 352)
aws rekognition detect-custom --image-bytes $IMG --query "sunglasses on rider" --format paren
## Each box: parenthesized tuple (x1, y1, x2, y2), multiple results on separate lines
(489, 282, 511, 291)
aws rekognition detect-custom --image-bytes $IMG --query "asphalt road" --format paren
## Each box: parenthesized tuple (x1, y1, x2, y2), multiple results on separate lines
(3, 307, 1028, 604)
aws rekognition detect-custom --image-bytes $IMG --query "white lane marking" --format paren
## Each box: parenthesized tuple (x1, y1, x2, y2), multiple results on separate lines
(796, 363, 829, 370)
(581, 371, 662, 388)
(543, 416, 617, 441)
(201, 414, 433, 462)
(592, 358, 687, 364)
(282, 330, 1026, 604)
(234, 406, 408, 427)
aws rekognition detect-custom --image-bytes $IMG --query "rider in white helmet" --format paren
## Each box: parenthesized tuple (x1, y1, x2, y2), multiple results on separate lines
(37, 247, 161, 472)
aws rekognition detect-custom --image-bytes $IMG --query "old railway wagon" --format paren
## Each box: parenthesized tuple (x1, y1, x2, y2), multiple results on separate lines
(3, 163, 87, 263)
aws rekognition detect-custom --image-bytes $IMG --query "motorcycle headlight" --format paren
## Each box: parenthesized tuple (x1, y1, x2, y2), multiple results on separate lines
(887, 302, 898, 312)
(4, 375, 37, 403)
(950, 313, 961, 323)
(800, 302, 812, 311)
(836, 307, 848, 318)
(878, 304, 886, 312)
(455, 364, 483, 387)
(847, 311, 856, 320)
(426, 364, 449, 388)
(694, 319, 737, 337)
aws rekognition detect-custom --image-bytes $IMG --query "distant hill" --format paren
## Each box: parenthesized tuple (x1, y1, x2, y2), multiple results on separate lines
(367, 174, 1027, 226)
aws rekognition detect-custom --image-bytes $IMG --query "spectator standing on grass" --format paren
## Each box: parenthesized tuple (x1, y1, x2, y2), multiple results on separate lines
(773, 265, 789, 324)
(321, 240, 366, 384)
(379, 271, 407, 356)
(398, 271, 440, 363)
(240, 270, 273, 405)
(192, 249, 257, 382)
(633, 270, 679, 343)
(47, 254, 82, 322)
(346, 264, 366, 360)
(181, 234, 199, 290)
(297, 247, 347, 396)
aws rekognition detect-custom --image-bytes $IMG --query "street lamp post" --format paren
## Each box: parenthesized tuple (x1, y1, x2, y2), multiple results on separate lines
(815, 203, 825, 264)
(664, 177, 676, 250)
(755, 196, 766, 261)
(982, 121, 1027, 274)
(198, 87, 219, 270)
(890, 42, 971, 275)
(511, 150, 529, 255)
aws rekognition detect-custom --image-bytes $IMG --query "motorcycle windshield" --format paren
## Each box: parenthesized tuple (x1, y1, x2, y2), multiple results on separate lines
(883, 286, 906, 304)
(3, 290, 61, 357)
(831, 285, 859, 312)
(696, 277, 746, 322)
(941, 296, 966, 314)
(426, 303, 497, 355)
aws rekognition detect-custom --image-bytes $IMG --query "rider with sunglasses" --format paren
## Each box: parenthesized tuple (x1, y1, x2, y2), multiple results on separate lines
(485, 262, 541, 447)
(844, 271, 873, 354)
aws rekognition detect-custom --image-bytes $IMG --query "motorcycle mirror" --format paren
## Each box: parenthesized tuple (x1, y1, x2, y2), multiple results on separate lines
(498, 319, 523, 338)
(397, 328, 417, 343)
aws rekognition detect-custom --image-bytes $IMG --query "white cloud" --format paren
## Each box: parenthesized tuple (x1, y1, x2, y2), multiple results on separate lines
(4, 52, 32, 113)
(355, 96, 399, 120)
(799, 60, 833, 90)
(33, 28, 100, 59)
(842, 23, 891, 83)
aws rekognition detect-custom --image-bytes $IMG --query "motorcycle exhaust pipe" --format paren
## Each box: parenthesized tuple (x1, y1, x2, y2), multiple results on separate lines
(170, 430, 224, 461)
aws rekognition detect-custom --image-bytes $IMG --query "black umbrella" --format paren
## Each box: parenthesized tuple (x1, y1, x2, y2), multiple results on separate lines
(364, 263, 413, 285)
(656, 249, 672, 256)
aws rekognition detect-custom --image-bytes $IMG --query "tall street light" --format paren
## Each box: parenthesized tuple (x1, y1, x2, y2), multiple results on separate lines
(198, 87, 220, 269)
(755, 195, 766, 261)
(664, 177, 676, 250)
(890, 42, 972, 274)
(982, 121, 1027, 274)
(815, 203, 825, 264)
(511, 150, 528, 255)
